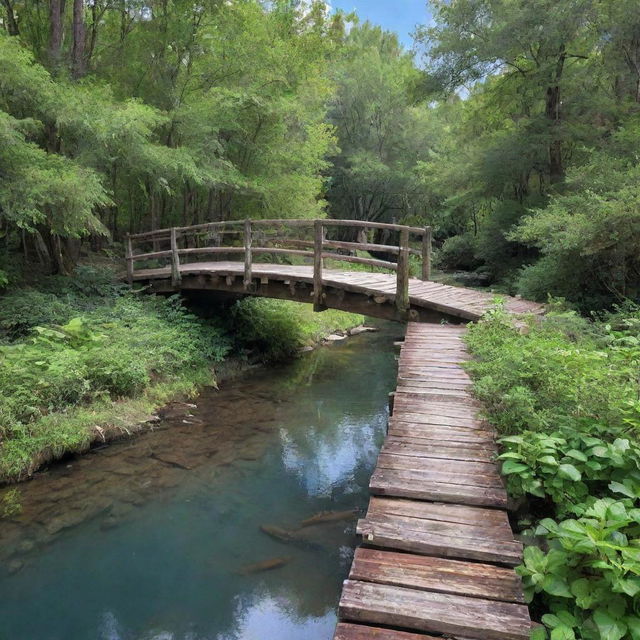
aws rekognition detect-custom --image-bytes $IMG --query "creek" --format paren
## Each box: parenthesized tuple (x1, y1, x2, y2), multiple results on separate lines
(0, 322, 399, 640)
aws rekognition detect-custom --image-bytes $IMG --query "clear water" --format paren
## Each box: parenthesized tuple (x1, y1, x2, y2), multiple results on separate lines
(0, 323, 399, 640)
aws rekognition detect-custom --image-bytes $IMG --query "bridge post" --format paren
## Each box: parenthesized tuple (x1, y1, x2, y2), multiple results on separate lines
(126, 234, 134, 285)
(396, 228, 410, 316)
(313, 220, 326, 311)
(422, 226, 432, 281)
(244, 219, 252, 290)
(170, 227, 181, 288)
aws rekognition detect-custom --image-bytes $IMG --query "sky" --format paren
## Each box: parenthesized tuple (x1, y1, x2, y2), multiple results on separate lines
(330, 0, 433, 48)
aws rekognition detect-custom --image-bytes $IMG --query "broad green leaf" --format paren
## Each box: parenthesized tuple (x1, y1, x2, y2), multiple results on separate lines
(557, 464, 581, 481)
(542, 576, 572, 598)
(565, 449, 588, 462)
(502, 460, 529, 474)
(592, 610, 627, 640)
(550, 626, 575, 640)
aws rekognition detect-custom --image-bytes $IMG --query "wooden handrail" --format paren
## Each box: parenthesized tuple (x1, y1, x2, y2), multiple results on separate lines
(126, 218, 433, 315)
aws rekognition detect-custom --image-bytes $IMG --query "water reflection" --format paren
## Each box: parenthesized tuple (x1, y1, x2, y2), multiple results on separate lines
(0, 324, 397, 640)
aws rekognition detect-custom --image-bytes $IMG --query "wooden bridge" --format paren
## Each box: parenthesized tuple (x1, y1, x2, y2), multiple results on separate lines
(126, 219, 543, 322)
(335, 323, 533, 640)
(127, 218, 540, 637)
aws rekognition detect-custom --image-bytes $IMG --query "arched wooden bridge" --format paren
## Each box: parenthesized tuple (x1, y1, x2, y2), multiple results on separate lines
(128, 218, 542, 638)
(126, 219, 543, 322)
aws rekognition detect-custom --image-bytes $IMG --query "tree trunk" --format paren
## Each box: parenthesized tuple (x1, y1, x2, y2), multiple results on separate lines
(49, 0, 64, 69)
(1, 0, 19, 35)
(546, 83, 563, 183)
(545, 49, 566, 184)
(71, 0, 86, 78)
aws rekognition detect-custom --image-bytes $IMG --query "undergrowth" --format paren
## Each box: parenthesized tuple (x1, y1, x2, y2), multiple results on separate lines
(466, 306, 640, 640)
(0, 265, 363, 482)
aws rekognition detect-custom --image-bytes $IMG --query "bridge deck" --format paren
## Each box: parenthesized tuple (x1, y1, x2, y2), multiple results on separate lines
(133, 261, 543, 322)
(335, 323, 532, 640)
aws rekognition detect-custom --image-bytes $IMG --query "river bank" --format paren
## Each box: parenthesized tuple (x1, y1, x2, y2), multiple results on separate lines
(0, 322, 398, 640)
(0, 265, 366, 485)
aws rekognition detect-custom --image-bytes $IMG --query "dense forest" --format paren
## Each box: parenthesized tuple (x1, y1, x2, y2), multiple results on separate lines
(1, 0, 639, 309)
(3, 2, 640, 639)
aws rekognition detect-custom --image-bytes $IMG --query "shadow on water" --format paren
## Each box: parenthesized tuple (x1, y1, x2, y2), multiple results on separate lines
(0, 322, 400, 640)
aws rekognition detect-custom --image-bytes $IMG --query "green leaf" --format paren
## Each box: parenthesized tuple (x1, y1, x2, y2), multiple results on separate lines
(571, 578, 594, 608)
(502, 460, 529, 475)
(550, 626, 575, 640)
(609, 481, 636, 498)
(531, 626, 547, 640)
(593, 610, 627, 640)
(557, 464, 581, 481)
(542, 614, 563, 629)
(542, 576, 572, 598)
(565, 449, 588, 462)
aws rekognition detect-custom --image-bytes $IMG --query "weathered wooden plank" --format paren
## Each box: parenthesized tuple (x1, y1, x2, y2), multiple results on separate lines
(334, 623, 436, 640)
(370, 467, 508, 508)
(388, 420, 495, 438)
(350, 548, 526, 603)
(366, 497, 509, 528)
(339, 580, 531, 640)
(370, 463, 504, 490)
(376, 452, 500, 477)
(382, 438, 495, 462)
(359, 512, 515, 550)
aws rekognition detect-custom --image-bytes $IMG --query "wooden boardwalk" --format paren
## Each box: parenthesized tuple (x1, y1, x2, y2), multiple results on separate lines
(127, 219, 543, 323)
(335, 323, 532, 640)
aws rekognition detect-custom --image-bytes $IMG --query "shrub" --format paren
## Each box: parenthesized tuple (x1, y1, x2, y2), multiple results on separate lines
(512, 154, 640, 312)
(465, 309, 632, 434)
(0, 289, 77, 339)
(230, 298, 363, 362)
(466, 308, 640, 640)
(435, 233, 481, 271)
(231, 298, 306, 361)
(85, 346, 150, 396)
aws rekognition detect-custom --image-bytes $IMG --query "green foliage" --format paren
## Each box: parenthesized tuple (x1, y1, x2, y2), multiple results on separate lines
(409, 1, 640, 306)
(435, 233, 480, 271)
(326, 23, 432, 227)
(513, 153, 640, 310)
(465, 308, 635, 434)
(518, 501, 640, 639)
(0, 265, 130, 340)
(500, 431, 640, 517)
(0, 280, 233, 480)
(230, 298, 363, 362)
(467, 307, 640, 639)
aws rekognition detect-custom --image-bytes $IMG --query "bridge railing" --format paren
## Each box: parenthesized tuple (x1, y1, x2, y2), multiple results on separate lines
(126, 219, 432, 313)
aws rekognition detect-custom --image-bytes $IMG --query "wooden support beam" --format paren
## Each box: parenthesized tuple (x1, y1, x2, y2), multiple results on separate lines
(244, 219, 252, 290)
(422, 226, 432, 281)
(170, 227, 181, 288)
(395, 228, 409, 315)
(313, 220, 325, 312)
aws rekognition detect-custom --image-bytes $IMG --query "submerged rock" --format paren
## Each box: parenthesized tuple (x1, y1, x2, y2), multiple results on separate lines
(299, 509, 357, 528)
(348, 326, 379, 336)
(8, 559, 23, 575)
(238, 556, 291, 575)
(259, 524, 324, 550)
(150, 451, 194, 470)
(17, 539, 35, 554)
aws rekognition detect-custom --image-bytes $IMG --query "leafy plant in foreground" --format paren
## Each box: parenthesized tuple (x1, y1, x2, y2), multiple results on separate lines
(519, 499, 640, 640)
